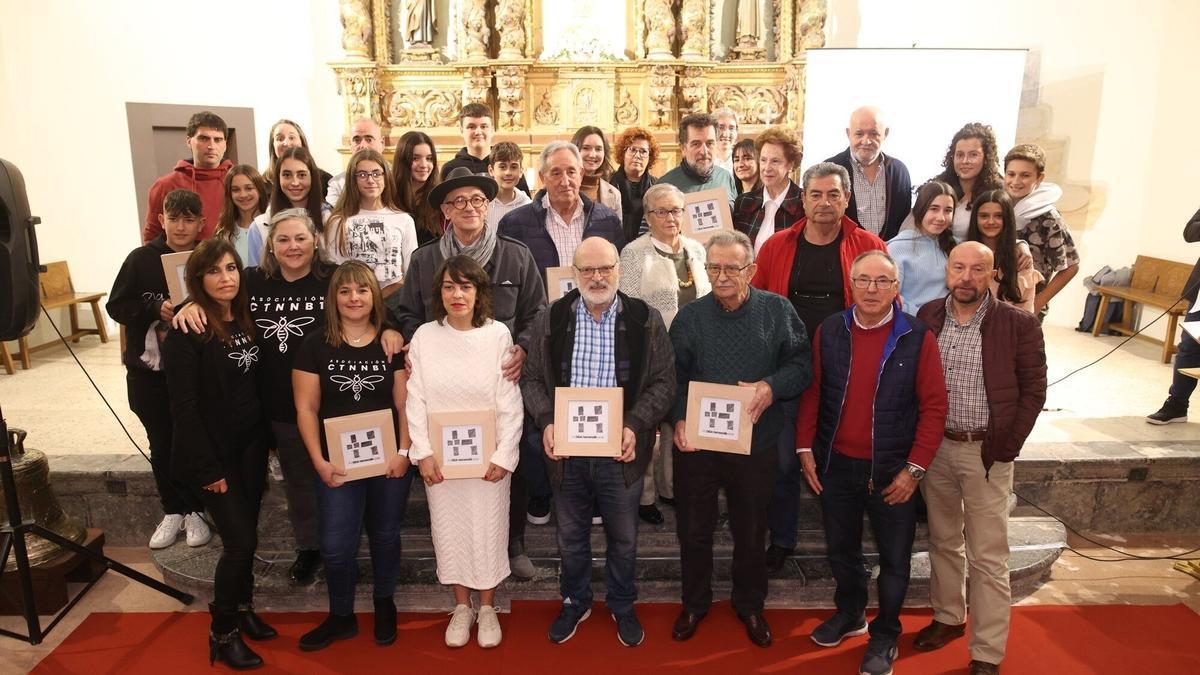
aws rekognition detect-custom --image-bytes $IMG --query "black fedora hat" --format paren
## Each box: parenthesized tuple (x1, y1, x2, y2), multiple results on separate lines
(427, 167, 499, 209)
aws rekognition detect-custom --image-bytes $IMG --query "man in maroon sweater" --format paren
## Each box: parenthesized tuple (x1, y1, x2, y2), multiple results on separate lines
(796, 250, 948, 675)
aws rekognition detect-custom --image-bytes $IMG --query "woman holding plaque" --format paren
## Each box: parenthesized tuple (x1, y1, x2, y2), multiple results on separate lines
(618, 182, 710, 523)
(406, 255, 523, 649)
(162, 239, 274, 670)
(293, 261, 413, 651)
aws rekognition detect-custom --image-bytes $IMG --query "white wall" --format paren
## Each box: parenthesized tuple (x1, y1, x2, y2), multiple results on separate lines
(0, 0, 345, 344)
(825, 0, 1200, 329)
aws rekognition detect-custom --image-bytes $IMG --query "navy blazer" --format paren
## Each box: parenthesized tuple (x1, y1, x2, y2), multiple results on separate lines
(497, 190, 625, 278)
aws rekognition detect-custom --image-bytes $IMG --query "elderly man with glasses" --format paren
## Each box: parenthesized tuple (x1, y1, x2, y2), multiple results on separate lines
(521, 236, 676, 648)
(796, 249, 948, 675)
(667, 230, 811, 648)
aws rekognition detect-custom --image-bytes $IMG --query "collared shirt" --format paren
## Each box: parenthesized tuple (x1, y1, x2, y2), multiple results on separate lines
(753, 185, 789, 255)
(542, 193, 585, 266)
(851, 154, 888, 236)
(570, 295, 620, 388)
(938, 292, 990, 432)
(852, 305, 894, 330)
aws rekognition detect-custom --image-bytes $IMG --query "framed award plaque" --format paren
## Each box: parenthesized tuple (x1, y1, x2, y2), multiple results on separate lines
(427, 410, 496, 479)
(552, 387, 623, 457)
(323, 408, 399, 481)
(684, 381, 754, 454)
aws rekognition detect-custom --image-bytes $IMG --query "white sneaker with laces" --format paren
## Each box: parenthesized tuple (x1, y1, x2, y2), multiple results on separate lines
(477, 606, 502, 648)
(445, 604, 476, 648)
(183, 513, 212, 547)
(149, 514, 184, 549)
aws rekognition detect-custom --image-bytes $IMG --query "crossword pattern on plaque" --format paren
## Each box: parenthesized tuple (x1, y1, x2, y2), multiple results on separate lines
(339, 426, 384, 467)
(441, 424, 484, 466)
(568, 400, 609, 443)
(558, 278, 577, 296)
(687, 200, 722, 234)
(698, 397, 741, 440)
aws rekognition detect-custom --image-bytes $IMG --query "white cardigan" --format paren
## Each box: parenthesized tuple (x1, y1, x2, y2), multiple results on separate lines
(618, 233, 711, 329)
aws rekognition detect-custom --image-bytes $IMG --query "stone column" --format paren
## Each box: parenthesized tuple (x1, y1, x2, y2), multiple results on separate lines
(643, 0, 676, 60)
(496, 0, 527, 59)
(679, 0, 709, 61)
(496, 65, 527, 130)
(460, 0, 490, 61)
(647, 64, 676, 129)
(339, 0, 374, 61)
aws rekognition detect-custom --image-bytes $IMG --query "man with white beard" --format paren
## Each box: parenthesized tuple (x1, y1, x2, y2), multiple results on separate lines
(521, 236, 677, 648)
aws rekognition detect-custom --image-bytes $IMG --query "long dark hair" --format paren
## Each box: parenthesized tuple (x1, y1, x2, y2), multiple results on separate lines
(432, 255, 493, 328)
(270, 146, 326, 233)
(935, 122, 1002, 208)
(215, 165, 268, 242)
(967, 189, 1023, 304)
(911, 180, 957, 256)
(183, 239, 252, 343)
(392, 131, 442, 240)
(571, 125, 615, 180)
(328, 149, 398, 257)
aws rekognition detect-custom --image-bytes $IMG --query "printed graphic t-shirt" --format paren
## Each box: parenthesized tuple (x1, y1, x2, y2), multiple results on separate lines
(246, 266, 330, 423)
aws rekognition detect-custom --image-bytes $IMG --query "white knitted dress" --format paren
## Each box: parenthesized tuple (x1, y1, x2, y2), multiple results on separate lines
(406, 319, 523, 589)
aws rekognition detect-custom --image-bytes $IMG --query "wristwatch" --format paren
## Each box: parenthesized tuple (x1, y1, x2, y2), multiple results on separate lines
(906, 465, 926, 482)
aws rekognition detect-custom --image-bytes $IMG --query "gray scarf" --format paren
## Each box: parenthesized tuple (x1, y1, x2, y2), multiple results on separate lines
(439, 224, 497, 269)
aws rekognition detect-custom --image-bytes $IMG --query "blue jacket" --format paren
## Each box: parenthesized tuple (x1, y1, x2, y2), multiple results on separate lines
(497, 190, 625, 278)
(811, 304, 930, 480)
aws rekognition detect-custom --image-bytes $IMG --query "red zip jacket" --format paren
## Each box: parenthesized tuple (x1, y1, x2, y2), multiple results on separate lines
(142, 158, 233, 243)
(750, 215, 886, 307)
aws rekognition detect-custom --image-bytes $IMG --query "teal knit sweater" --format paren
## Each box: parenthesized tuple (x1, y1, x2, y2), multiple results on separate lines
(668, 288, 812, 453)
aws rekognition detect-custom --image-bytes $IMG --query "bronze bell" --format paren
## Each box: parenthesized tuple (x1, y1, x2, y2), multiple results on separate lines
(0, 427, 86, 570)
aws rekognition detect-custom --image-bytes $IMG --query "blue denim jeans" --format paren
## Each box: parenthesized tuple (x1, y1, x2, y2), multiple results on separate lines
(768, 398, 802, 549)
(315, 471, 414, 615)
(819, 451, 916, 644)
(553, 457, 643, 616)
(1170, 331, 1200, 404)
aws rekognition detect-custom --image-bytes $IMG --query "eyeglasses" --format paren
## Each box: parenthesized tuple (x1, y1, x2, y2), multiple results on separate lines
(625, 147, 649, 157)
(850, 277, 898, 290)
(354, 170, 385, 182)
(704, 263, 753, 278)
(574, 265, 616, 278)
(448, 195, 488, 210)
(647, 208, 684, 219)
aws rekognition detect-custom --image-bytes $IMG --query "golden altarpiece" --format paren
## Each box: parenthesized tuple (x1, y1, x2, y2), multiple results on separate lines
(332, 0, 828, 171)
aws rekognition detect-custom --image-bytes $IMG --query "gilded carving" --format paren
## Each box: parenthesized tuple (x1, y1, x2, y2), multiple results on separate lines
(383, 88, 461, 128)
(337, 70, 374, 120)
(534, 91, 559, 126)
(784, 63, 804, 130)
(796, 0, 828, 52)
(615, 87, 639, 126)
(647, 64, 675, 129)
(708, 85, 786, 125)
(496, 0, 526, 59)
(339, 0, 373, 60)
(679, 0, 708, 60)
(461, 0, 489, 61)
(464, 66, 491, 105)
(644, 0, 675, 60)
(679, 66, 706, 115)
(575, 87, 598, 125)
(496, 65, 526, 130)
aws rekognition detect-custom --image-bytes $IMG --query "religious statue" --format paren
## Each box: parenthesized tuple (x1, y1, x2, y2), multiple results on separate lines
(405, 0, 436, 46)
(496, 0, 526, 59)
(643, 0, 675, 60)
(615, 88, 639, 125)
(339, 0, 372, 60)
(461, 0, 490, 60)
(729, 0, 767, 60)
(534, 91, 559, 126)
(679, 0, 708, 60)
(796, 0, 829, 51)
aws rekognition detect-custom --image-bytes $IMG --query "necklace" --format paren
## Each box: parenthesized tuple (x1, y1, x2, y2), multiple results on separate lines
(344, 326, 372, 344)
(678, 251, 694, 289)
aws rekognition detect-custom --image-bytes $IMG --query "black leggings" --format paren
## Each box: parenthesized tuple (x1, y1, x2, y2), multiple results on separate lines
(200, 442, 268, 632)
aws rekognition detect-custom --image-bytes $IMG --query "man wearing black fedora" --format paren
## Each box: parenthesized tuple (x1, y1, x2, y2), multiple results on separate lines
(392, 166, 546, 578)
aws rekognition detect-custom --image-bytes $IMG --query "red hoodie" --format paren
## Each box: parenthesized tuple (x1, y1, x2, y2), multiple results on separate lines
(142, 158, 233, 243)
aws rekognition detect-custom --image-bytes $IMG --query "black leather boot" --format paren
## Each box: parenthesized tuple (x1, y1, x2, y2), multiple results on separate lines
(299, 613, 358, 652)
(237, 603, 278, 641)
(209, 628, 264, 670)
(288, 549, 321, 586)
(374, 596, 397, 646)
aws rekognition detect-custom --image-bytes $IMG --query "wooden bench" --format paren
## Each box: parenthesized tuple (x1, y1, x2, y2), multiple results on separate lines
(0, 261, 109, 373)
(1092, 254, 1192, 363)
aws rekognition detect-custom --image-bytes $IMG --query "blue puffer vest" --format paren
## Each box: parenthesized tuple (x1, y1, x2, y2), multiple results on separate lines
(812, 303, 930, 481)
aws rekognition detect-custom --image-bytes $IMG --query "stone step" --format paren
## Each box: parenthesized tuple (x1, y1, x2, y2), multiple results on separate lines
(153, 517, 1065, 613)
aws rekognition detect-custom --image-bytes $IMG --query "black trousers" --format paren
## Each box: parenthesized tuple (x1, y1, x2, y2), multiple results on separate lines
(126, 368, 203, 515)
(674, 445, 777, 617)
(200, 442, 268, 632)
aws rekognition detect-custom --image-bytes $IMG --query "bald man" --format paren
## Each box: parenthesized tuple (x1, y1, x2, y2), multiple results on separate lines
(521, 236, 676, 647)
(913, 242, 1047, 675)
(326, 117, 387, 204)
(825, 106, 913, 241)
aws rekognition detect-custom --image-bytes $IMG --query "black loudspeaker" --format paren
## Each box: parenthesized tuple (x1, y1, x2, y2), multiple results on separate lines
(0, 158, 41, 342)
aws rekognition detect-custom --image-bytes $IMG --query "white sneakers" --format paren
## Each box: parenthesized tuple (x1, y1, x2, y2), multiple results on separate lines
(477, 606, 502, 648)
(149, 514, 184, 549)
(445, 604, 503, 648)
(445, 604, 476, 648)
(184, 513, 212, 547)
(149, 513, 212, 549)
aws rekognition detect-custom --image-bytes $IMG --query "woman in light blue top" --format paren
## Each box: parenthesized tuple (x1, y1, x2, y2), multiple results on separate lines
(888, 180, 957, 314)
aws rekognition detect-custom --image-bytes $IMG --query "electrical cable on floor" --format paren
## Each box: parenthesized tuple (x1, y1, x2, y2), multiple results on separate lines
(1047, 295, 1184, 388)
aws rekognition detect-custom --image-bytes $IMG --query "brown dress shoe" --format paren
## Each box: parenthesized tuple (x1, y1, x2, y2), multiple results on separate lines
(913, 619, 966, 651)
(739, 612, 773, 648)
(969, 660, 1000, 674)
(672, 610, 704, 641)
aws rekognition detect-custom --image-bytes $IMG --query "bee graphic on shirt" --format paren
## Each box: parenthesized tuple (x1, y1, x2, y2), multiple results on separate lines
(256, 316, 316, 353)
(329, 374, 386, 401)
(229, 346, 260, 373)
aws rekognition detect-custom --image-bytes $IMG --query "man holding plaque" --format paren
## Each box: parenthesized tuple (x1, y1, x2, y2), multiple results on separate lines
(797, 250, 948, 675)
(668, 230, 811, 648)
(522, 237, 676, 648)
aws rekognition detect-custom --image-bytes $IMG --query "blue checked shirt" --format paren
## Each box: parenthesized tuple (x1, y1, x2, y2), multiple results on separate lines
(570, 295, 620, 388)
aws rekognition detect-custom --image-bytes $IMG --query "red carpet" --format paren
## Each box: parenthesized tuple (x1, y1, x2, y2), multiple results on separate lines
(33, 601, 1200, 674)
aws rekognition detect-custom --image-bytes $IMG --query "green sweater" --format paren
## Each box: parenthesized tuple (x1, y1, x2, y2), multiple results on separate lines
(659, 162, 738, 205)
(668, 288, 812, 453)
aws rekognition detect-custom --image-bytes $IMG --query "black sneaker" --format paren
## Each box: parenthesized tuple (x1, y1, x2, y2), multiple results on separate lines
(811, 612, 868, 647)
(288, 549, 321, 586)
(299, 613, 358, 652)
(859, 640, 898, 675)
(1147, 399, 1188, 425)
(548, 600, 591, 644)
(638, 504, 664, 525)
(527, 495, 551, 525)
(612, 610, 645, 647)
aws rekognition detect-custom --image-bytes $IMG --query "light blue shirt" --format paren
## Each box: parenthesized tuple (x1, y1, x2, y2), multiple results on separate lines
(887, 229, 949, 314)
(570, 295, 620, 388)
